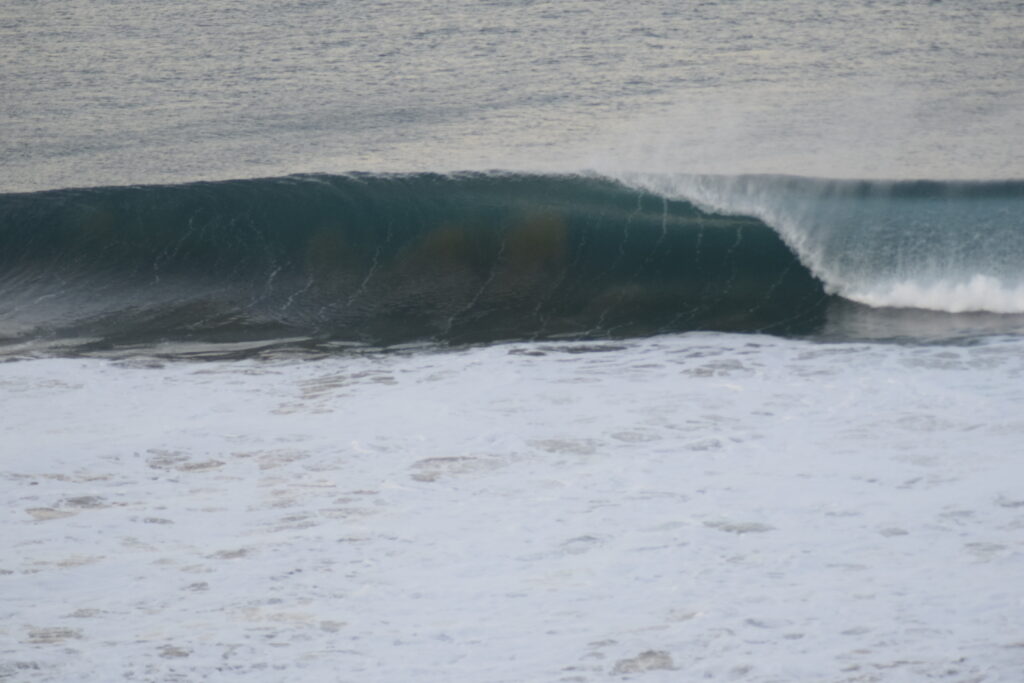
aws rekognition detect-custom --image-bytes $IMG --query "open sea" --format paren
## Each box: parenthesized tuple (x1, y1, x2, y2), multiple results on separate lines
(2, 1, 1023, 681)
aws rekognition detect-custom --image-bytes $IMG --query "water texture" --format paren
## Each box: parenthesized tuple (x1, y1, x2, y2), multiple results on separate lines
(3, 2, 1024, 681)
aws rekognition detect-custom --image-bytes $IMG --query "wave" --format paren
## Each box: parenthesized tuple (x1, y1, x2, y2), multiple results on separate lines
(0, 171, 1022, 355)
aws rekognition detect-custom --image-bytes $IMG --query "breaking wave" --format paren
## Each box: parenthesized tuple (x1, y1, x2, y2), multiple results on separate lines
(0, 171, 1022, 355)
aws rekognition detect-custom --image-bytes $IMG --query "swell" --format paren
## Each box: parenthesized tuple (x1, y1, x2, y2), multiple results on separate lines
(0, 173, 828, 352)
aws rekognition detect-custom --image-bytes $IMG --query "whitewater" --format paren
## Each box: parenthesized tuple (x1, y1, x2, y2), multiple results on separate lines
(2, 1, 1023, 681)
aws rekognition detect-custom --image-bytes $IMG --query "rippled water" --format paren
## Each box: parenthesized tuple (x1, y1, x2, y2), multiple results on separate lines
(3, 0, 1021, 190)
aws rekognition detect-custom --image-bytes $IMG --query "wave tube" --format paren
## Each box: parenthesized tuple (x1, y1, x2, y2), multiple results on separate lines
(0, 173, 828, 351)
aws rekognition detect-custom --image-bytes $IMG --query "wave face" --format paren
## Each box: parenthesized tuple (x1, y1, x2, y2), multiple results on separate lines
(0, 173, 829, 353)
(621, 173, 1024, 315)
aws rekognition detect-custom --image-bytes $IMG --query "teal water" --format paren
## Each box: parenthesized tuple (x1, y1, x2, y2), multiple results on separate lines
(0, 173, 828, 352)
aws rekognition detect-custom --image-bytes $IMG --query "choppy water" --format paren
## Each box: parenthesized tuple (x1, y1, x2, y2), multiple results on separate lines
(2, 2, 1023, 681)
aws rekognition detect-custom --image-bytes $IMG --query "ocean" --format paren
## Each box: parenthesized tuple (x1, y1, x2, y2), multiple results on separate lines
(2, 1, 1023, 681)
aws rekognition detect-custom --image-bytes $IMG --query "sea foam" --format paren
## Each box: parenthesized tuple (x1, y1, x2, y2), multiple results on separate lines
(847, 274, 1024, 314)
